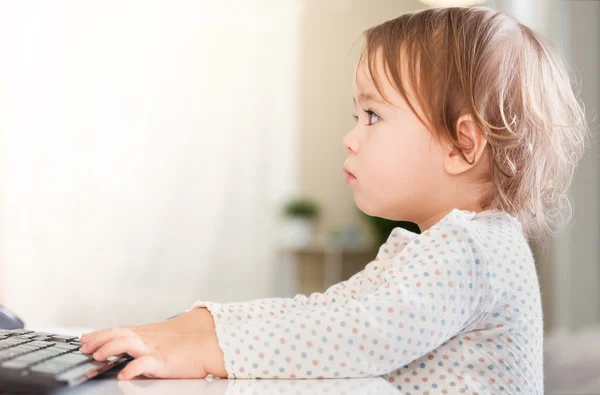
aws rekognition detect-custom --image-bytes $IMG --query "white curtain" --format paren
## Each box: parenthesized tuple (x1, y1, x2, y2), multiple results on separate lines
(0, 0, 301, 328)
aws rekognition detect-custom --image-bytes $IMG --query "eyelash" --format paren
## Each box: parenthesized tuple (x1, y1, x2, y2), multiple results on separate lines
(352, 109, 381, 125)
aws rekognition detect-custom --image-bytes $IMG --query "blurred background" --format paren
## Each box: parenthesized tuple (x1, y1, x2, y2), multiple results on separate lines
(0, 0, 598, 391)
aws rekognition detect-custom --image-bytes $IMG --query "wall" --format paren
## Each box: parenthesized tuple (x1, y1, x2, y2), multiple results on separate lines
(550, 0, 600, 330)
(0, 0, 302, 328)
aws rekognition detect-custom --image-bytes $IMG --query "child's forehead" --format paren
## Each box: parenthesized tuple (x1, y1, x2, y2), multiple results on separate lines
(353, 60, 386, 99)
(353, 53, 425, 120)
(353, 58, 409, 106)
(353, 92, 384, 106)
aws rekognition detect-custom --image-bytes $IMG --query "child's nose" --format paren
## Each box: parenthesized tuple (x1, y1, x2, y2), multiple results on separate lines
(343, 129, 359, 153)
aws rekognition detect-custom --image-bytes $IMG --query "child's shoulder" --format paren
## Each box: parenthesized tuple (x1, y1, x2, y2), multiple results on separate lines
(435, 208, 524, 239)
(376, 208, 527, 262)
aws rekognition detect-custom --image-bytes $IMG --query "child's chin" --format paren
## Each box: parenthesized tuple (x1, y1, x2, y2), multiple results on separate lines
(354, 198, 378, 217)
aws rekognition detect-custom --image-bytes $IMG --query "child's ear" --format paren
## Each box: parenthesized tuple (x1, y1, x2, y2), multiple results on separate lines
(443, 114, 488, 176)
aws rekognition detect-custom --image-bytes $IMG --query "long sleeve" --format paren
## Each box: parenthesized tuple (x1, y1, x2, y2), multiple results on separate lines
(198, 210, 493, 379)
(190, 227, 416, 326)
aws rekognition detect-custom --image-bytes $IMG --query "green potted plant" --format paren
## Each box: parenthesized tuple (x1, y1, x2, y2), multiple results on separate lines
(360, 210, 420, 251)
(281, 197, 320, 247)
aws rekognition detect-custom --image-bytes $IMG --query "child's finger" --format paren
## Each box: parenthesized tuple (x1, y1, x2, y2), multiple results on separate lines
(117, 355, 162, 380)
(80, 328, 134, 353)
(92, 336, 148, 361)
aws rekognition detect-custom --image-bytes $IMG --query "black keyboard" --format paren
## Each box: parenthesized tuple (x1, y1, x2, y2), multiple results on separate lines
(0, 329, 130, 394)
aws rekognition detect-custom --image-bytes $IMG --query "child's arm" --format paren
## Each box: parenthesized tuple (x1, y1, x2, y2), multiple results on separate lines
(76, 228, 416, 380)
(206, 234, 490, 379)
(80, 215, 489, 380)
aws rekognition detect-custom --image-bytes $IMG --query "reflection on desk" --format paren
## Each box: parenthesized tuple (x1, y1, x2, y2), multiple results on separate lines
(57, 376, 400, 395)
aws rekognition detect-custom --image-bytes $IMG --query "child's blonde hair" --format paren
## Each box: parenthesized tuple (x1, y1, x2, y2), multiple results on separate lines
(361, 6, 589, 242)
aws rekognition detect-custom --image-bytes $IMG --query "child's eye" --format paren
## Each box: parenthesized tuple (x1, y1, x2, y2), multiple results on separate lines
(351, 110, 380, 125)
(366, 110, 380, 125)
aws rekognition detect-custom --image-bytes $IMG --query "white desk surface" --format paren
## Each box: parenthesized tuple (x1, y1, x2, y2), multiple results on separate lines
(30, 328, 401, 395)
(57, 376, 400, 395)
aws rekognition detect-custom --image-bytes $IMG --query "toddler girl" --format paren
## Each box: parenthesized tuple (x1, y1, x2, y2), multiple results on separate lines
(79, 6, 588, 395)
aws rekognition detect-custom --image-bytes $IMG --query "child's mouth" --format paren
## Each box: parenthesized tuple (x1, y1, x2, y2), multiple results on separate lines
(343, 167, 357, 183)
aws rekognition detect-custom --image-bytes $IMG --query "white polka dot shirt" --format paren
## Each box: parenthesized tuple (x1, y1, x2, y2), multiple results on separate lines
(191, 209, 543, 394)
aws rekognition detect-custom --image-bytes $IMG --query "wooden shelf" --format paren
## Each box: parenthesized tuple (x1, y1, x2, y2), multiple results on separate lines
(278, 243, 374, 295)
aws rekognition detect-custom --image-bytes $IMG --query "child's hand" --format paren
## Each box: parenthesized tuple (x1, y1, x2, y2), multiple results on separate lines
(78, 308, 227, 380)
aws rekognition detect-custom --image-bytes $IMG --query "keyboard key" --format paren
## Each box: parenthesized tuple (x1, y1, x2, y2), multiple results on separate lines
(4, 330, 33, 336)
(29, 362, 67, 376)
(30, 332, 55, 337)
(52, 343, 79, 352)
(2, 349, 58, 369)
(14, 334, 37, 340)
(51, 353, 93, 366)
(71, 350, 95, 359)
(50, 335, 78, 343)
(0, 339, 30, 350)
(27, 340, 55, 348)
(0, 344, 39, 361)
(29, 351, 93, 374)
(55, 360, 108, 385)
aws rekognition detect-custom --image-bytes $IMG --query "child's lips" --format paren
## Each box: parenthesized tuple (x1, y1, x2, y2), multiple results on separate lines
(343, 167, 357, 183)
